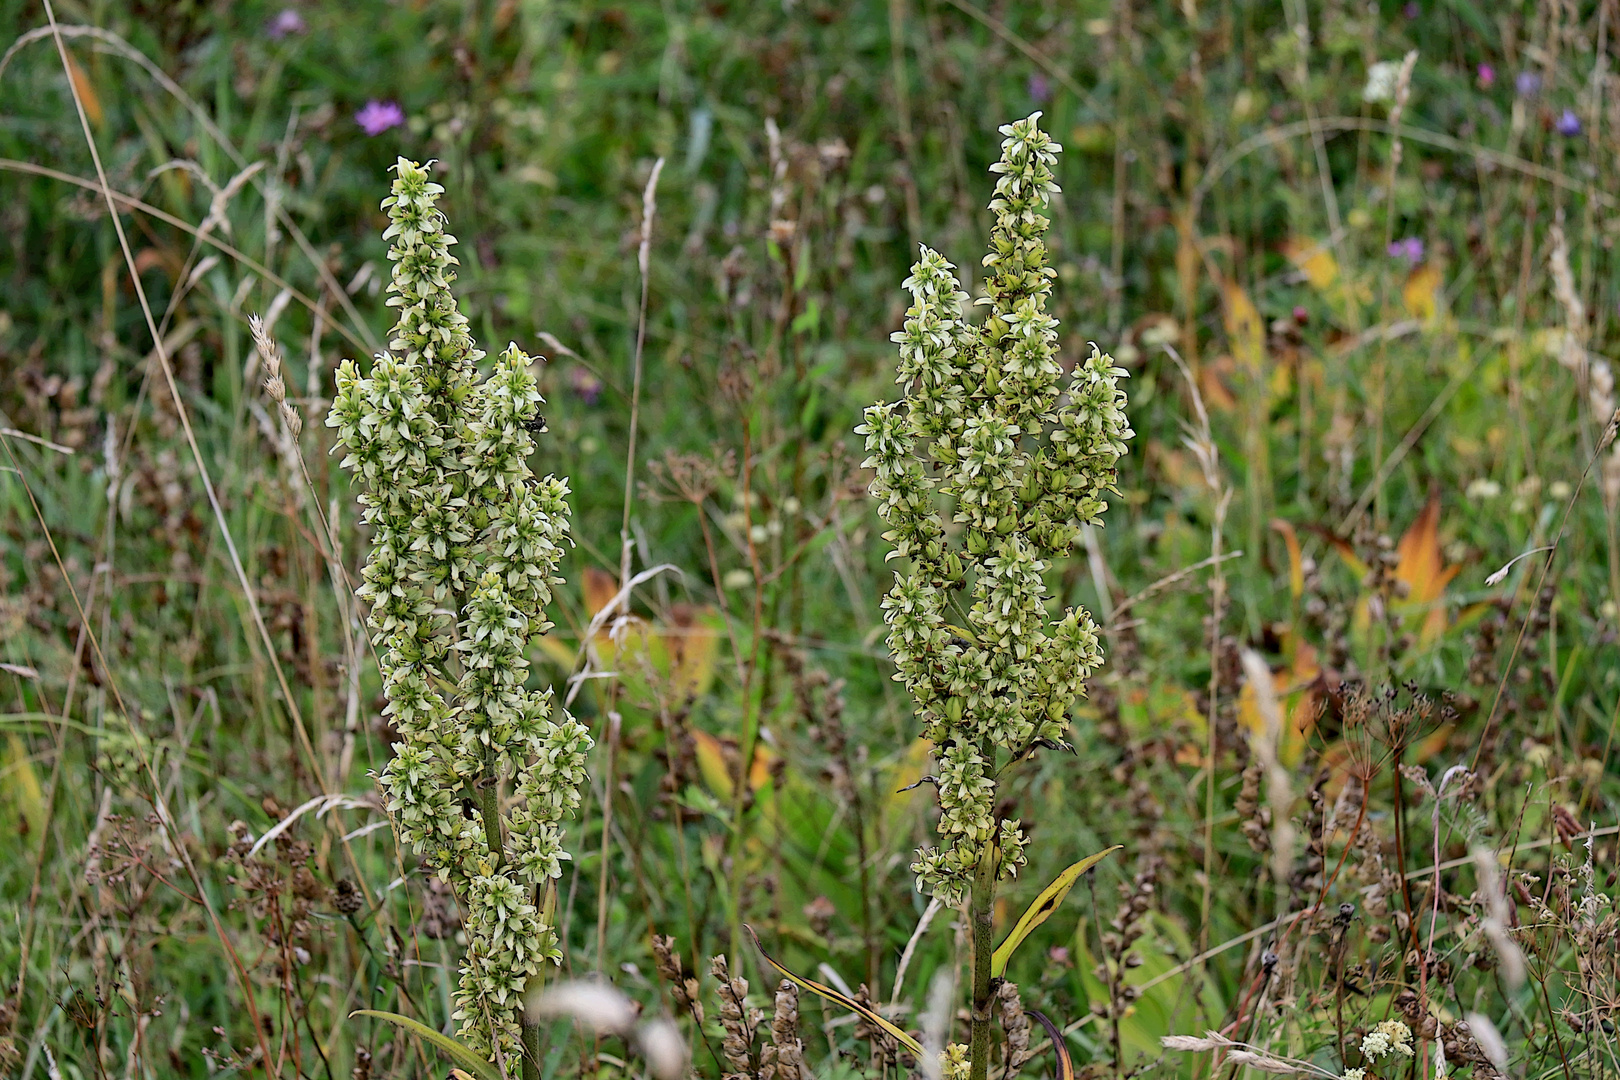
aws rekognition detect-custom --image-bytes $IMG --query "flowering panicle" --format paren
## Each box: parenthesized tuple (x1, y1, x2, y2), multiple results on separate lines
(327, 158, 590, 1061)
(857, 113, 1132, 902)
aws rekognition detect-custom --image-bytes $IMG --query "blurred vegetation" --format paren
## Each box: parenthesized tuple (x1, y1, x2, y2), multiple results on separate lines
(2, 0, 1620, 1078)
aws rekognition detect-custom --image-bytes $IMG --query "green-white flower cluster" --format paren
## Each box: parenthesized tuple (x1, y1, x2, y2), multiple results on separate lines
(328, 158, 591, 1060)
(857, 113, 1132, 902)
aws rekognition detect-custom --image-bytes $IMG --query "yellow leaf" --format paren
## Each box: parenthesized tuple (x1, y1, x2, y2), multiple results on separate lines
(64, 52, 104, 129)
(1236, 644, 1321, 767)
(1270, 519, 1304, 600)
(1283, 237, 1338, 291)
(748, 742, 778, 792)
(884, 737, 933, 824)
(1220, 278, 1266, 378)
(691, 730, 734, 801)
(536, 636, 576, 671)
(660, 605, 721, 702)
(7, 734, 44, 836)
(991, 846, 1120, 977)
(1402, 263, 1442, 323)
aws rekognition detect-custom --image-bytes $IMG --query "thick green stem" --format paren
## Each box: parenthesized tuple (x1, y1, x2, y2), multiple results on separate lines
(968, 840, 996, 1080)
(479, 777, 504, 869)
(521, 1016, 543, 1080)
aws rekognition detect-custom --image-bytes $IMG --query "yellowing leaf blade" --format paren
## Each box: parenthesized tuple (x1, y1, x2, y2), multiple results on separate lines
(1403, 263, 1442, 323)
(6, 734, 44, 836)
(349, 1010, 501, 1080)
(1219, 278, 1265, 378)
(1269, 519, 1304, 600)
(1029, 1008, 1075, 1080)
(691, 730, 734, 801)
(991, 846, 1120, 978)
(745, 926, 924, 1057)
(1282, 237, 1338, 291)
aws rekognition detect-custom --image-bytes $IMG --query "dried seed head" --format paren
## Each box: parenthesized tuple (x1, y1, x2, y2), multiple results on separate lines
(997, 981, 1032, 1078)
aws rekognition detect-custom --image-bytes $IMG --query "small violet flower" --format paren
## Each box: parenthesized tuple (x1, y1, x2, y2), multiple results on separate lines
(1403, 2, 1419, 17)
(1387, 237, 1424, 265)
(569, 366, 604, 406)
(354, 100, 405, 136)
(1027, 73, 1051, 105)
(1556, 109, 1582, 136)
(1515, 71, 1542, 96)
(266, 8, 305, 39)
(1477, 63, 1495, 88)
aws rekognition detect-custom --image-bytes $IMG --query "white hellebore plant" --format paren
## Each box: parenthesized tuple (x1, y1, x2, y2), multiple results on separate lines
(329, 158, 590, 1068)
(857, 112, 1132, 1080)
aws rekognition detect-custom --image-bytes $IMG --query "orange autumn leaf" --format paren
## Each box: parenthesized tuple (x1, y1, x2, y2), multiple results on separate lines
(692, 730, 735, 800)
(64, 52, 104, 129)
(583, 565, 620, 639)
(1394, 491, 1460, 645)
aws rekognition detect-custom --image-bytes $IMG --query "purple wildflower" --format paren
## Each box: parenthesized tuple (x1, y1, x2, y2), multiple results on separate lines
(1403, 1, 1419, 17)
(1027, 73, 1051, 105)
(1515, 71, 1541, 97)
(1476, 63, 1495, 88)
(1556, 109, 1582, 136)
(569, 366, 604, 406)
(354, 100, 405, 136)
(1387, 237, 1424, 265)
(267, 8, 306, 39)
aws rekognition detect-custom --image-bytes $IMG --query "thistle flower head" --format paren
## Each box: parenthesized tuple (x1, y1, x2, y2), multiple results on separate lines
(327, 158, 588, 1062)
(859, 113, 1131, 902)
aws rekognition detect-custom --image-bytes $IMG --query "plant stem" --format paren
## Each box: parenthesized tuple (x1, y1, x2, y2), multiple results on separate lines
(968, 811, 996, 1080)
(522, 1016, 542, 1080)
(479, 769, 504, 869)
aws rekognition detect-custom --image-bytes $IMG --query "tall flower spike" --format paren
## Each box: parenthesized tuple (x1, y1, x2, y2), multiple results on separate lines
(858, 113, 1132, 903)
(327, 158, 590, 1064)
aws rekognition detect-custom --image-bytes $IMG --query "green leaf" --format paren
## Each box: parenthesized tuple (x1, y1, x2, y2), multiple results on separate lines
(349, 1009, 502, 1080)
(744, 925, 924, 1057)
(991, 846, 1120, 978)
